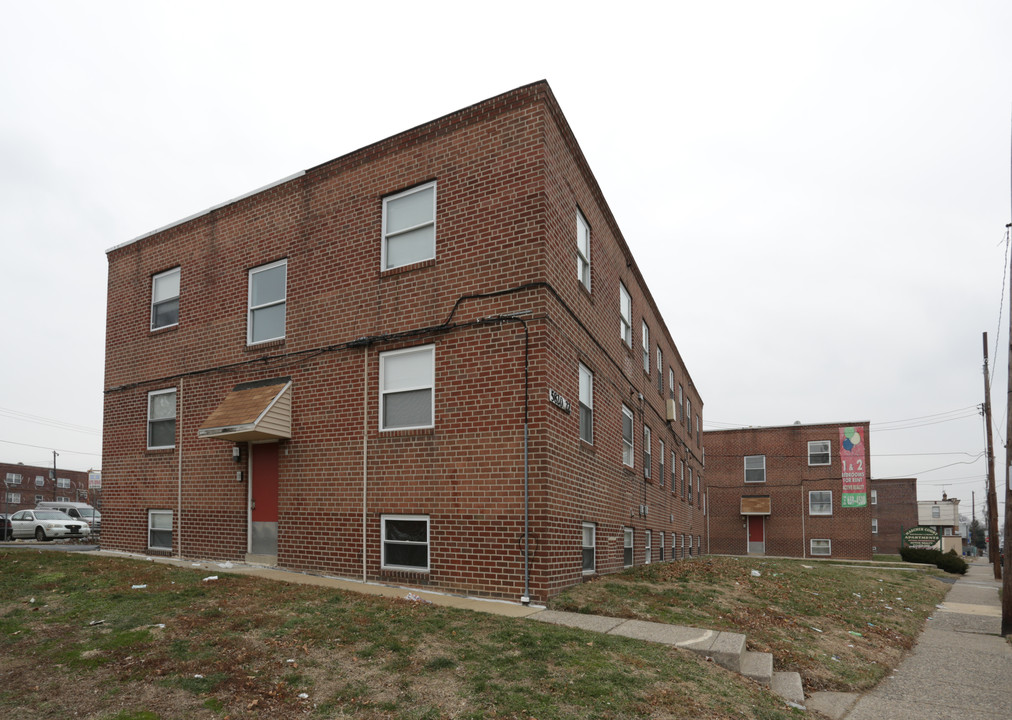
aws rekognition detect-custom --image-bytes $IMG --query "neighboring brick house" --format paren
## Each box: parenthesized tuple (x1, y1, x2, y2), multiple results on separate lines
(101, 81, 706, 602)
(869, 477, 917, 554)
(1, 462, 94, 514)
(704, 422, 873, 560)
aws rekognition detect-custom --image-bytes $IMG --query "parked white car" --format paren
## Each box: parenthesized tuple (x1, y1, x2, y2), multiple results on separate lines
(8, 509, 91, 541)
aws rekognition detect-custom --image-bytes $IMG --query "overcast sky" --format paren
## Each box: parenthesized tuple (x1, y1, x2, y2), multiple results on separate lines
(2, 1, 1010, 524)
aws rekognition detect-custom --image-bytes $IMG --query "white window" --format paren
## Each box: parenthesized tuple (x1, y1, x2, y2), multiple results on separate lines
(944, 527, 953, 536)
(872, 518, 878, 534)
(56, 496, 70, 502)
(808, 440, 831, 466)
(34, 494, 43, 503)
(677, 384, 684, 421)
(871, 489, 878, 505)
(668, 368, 674, 399)
(680, 459, 686, 496)
(931, 505, 940, 518)
(383, 182, 436, 270)
(5, 473, 21, 485)
(582, 522, 596, 573)
(34, 476, 44, 487)
(151, 267, 180, 330)
(247, 259, 287, 344)
(576, 208, 591, 291)
(148, 510, 173, 551)
(381, 515, 430, 571)
(810, 539, 831, 556)
(623, 527, 634, 567)
(686, 398, 692, 435)
(380, 345, 435, 430)
(659, 440, 665, 488)
(672, 533, 677, 559)
(687, 534, 693, 556)
(643, 426, 652, 478)
(641, 321, 650, 373)
(688, 467, 693, 498)
(622, 405, 634, 467)
(656, 348, 663, 394)
(809, 490, 833, 516)
(578, 363, 593, 444)
(56, 478, 70, 489)
(147, 388, 177, 450)
(744, 455, 765, 483)
(5, 492, 20, 504)
(659, 531, 665, 561)
(671, 450, 677, 494)
(645, 530, 652, 564)
(619, 282, 632, 347)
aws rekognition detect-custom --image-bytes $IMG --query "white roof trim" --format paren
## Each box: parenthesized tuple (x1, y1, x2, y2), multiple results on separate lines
(106, 170, 306, 254)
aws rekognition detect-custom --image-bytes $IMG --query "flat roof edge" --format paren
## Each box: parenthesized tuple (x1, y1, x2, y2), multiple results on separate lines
(106, 170, 307, 255)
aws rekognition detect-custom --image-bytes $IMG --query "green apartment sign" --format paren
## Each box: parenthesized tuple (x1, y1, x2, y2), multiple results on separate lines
(903, 526, 940, 548)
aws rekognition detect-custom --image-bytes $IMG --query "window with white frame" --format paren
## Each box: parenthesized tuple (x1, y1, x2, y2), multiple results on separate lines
(696, 414, 700, 440)
(672, 533, 677, 559)
(6, 492, 20, 504)
(687, 534, 693, 556)
(383, 182, 436, 270)
(810, 539, 831, 556)
(697, 534, 701, 554)
(656, 348, 663, 394)
(659, 531, 665, 561)
(56, 495, 69, 502)
(686, 398, 692, 435)
(643, 426, 652, 478)
(688, 467, 693, 498)
(151, 267, 180, 330)
(576, 208, 591, 291)
(808, 440, 831, 466)
(578, 363, 593, 444)
(34, 494, 43, 503)
(56, 478, 70, 489)
(678, 384, 683, 421)
(744, 455, 765, 483)
(381, 515, 430, 571)
(809, 490, 833, 515)
(623, 527, 634, 567)
(931, 505, 940, 518)
(147, 388, 177, 449)
(380, 345, 435, 430)
(668, 368, 674, 399)
(622, 405, 634, 467)
(872, 518, 878, 534)
(659, 440, 665, 487)
(5, 473, 21, 485)
(944, 527, 953, 536)
(680, 459, 686, 496)
(645, 530, 652, 564)
(34, 476, 44, 487)
(871, 489, 878, 505)
(148, 510, 173, 550)
(582, 522, 596, 573)
(619, 282, 632, 347)
(247, 259, 287, 344)
(671, 450, 677, 494)
(641, 321, 650, 373)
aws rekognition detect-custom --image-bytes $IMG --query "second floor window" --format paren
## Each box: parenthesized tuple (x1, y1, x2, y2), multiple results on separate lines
(383, 182, 436, 270)
(619, 283, 632, 346)
(576, 208, 591, 291)
(578, 363, 593, 444)
(380, 345, 435, 430)
(151, 267, 180, 330)
(643, 426, 652, 478)
(147, 388, 177, 450)
(622, 405, 634, 467)
(744, 455, 765, 483)
(248, 259, 287, 344)
(808, 441, 831, 466)
(641, 322, 650, 373)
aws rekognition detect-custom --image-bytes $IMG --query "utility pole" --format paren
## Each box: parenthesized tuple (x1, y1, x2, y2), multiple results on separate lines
(1002, 216, 1012, 634)
(52, 451, 59, 502)
(984, 333, 1001, 578)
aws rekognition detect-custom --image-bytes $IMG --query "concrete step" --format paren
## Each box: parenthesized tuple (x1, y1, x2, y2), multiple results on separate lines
(679, 630, 747, 673)
(770, 671, 805, 705)
(740, 650, 773, 685)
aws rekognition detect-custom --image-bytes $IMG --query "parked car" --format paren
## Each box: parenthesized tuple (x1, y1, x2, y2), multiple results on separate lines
(8, 509, 91, 541)
(35, 502, 101, 534)
(0, 513, 12, 541)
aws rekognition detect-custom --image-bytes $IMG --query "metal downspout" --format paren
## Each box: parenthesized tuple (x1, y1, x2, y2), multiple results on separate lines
(177, 377, 183, 559)
(362, 347, 369, 583)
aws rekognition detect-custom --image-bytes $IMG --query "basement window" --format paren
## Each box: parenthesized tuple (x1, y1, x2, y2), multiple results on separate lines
(148, 510, 173, 551)
(382, 515, 430, 571)
(810, 539, 831, 556)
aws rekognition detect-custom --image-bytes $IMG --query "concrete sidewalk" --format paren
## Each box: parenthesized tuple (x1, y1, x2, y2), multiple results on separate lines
(809, 558, 1011, 719)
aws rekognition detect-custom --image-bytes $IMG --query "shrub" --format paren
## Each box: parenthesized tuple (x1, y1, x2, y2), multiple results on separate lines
(899, 546, 967, 574)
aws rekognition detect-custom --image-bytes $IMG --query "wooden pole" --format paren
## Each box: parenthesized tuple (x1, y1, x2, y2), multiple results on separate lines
(984, 333, 1001, 578)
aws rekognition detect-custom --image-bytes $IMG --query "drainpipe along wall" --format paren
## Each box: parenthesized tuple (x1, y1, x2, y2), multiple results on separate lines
(177, 377, 184, 559)
(362, 346, 369, 583)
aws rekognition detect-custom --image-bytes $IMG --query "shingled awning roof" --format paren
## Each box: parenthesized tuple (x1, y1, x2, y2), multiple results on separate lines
(198, 378, 292, 442)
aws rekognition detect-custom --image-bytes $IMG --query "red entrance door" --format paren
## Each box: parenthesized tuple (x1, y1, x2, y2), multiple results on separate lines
(250, 443, 279, 556)
(747, 516, 765, 554)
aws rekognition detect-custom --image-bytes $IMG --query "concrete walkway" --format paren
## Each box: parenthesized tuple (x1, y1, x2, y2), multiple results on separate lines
(809, 558, 1011, 720)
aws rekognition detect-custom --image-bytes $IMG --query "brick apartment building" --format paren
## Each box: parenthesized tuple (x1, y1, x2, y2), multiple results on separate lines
(101, 81, 707, 602)
(2, 461, 95, 515)
(869, 477, 917, 555)
(704, 422, 873, 560)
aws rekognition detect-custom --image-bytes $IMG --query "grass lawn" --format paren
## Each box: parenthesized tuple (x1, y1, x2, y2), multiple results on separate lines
(1, 551, 808, 720)
(549, 556, 950, 694)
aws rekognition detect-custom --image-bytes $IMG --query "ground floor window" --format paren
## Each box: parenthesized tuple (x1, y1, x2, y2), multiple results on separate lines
(623, 527, 634, 567)
(582, 522, 596, 573)
(872, 518, 878, 534)
(810, 538, 831, 556)
(5, 492, 19, 504)
(659, 531, 665, 561)
(148, 510, 173, 551)
(687, 534, 693, 556)
(382, 515, 430, 571)
(672, 533, 677, 559)
(645, 530, 652, 564)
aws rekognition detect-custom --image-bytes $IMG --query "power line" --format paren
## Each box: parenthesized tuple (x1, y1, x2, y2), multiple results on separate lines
(0, 438, 101, 456)
(0, 406, 101, 435)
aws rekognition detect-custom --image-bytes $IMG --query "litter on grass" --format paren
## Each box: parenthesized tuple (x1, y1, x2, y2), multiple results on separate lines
(751, 569, 761, 577)
(810, 627, 823, 633)
(298, 693, 309, 699)
(848, 631, 863, 637)
(404, 592, 432, 604)
(131, 585, 147, 590)
(202, 576, 218, 582)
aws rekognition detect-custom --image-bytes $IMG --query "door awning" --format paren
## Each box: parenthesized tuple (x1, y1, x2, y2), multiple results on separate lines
(198, 378, 292, 442)
(741, 495, 771, 516)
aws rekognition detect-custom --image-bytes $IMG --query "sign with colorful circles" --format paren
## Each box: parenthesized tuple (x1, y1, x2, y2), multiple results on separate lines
(840, 426, 867, 507)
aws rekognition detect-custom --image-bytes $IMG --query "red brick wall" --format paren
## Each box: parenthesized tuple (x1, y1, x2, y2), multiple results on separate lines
(1, 462, 93, 513)
(103, 82, 706, 601)
(704, 423, 873, 560)
(870, 478, 917, 554)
